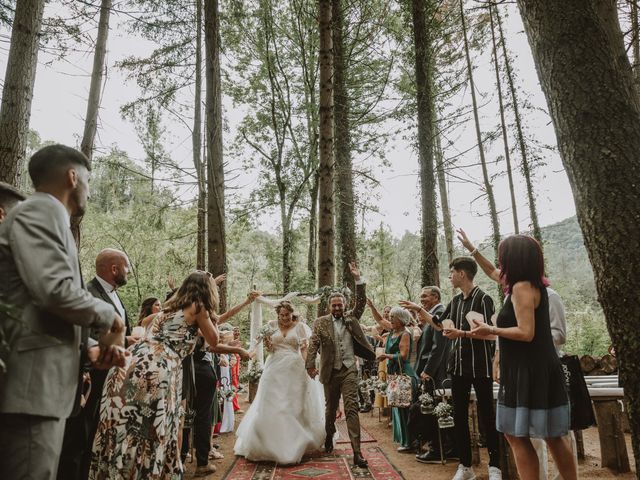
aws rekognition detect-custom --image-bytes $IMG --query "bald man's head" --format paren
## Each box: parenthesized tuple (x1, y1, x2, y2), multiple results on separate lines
(95, 248, 130, 288)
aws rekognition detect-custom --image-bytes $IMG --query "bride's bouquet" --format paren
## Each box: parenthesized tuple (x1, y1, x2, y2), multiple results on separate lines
(248, 323, 277, 354)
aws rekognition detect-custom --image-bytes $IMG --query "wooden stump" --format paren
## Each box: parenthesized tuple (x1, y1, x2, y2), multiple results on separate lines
(248, 380, 259, 403)
(580, 355, 597, 374)
(600, 354, 617, 374)
(592, 398, 630, 472)
(574, 429, 585, 460)
(469, 401, 480, 466)
(498, 433, 519, 479)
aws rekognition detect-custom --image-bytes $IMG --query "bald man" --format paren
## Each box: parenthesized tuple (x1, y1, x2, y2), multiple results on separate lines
(58, 248, 133, 480)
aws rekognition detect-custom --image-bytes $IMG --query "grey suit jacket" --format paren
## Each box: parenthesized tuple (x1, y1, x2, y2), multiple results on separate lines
(0, 193, 115, 418)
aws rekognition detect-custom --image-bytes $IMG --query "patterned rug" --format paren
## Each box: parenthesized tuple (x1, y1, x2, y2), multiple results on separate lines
(335, 419, 376, 444)
(223, 446, 404, 479)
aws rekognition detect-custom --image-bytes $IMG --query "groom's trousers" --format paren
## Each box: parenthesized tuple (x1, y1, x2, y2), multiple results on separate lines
(324, 365, 362, 453)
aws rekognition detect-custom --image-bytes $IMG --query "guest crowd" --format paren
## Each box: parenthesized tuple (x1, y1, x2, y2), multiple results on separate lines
(0, 144, 577, 480)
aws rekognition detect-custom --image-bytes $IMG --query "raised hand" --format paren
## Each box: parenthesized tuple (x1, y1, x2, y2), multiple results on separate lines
(348, 262, 361, 282)
(398, 300, 420, 311)
(456, 228, 475, 253)
(246, 290, 261, 304)
(214, 273, 227, 285)
(167, 276, 176, 290)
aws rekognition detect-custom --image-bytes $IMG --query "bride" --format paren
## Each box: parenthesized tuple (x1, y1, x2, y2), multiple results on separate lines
(234, 301, 325, 464)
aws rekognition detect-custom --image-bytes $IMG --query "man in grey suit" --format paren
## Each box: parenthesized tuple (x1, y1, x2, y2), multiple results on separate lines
(306, 263, 375, 469)
(0, 144, 126, 480)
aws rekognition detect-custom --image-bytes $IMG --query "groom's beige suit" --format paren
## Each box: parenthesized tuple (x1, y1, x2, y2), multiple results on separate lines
(306, 283, 375, 455)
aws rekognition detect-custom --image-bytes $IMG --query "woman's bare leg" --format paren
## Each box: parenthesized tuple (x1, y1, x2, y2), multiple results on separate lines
(505, 434, 540, 480)
(546, 436, 577, 480)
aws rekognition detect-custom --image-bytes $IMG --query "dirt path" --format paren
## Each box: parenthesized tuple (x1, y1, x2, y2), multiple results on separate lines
(186, 399, 636, 479)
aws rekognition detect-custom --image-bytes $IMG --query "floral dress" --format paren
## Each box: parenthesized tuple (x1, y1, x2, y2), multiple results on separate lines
(89, 310, 199, 479)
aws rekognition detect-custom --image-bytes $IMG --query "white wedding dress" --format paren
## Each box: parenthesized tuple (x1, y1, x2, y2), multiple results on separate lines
(234, 321, 325, 464)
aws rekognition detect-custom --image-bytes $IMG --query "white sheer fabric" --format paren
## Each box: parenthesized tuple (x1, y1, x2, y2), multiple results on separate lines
(234, 321, 325, 464)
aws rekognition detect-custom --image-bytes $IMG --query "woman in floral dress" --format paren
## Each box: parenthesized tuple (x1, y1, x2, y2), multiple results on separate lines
(89, 271, 221, 479)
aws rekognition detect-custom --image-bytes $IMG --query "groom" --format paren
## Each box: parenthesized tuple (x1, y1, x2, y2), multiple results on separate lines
(306, 263, 375, 468)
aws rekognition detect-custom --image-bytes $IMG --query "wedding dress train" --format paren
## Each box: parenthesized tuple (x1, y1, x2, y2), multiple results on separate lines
(234, 321, 325, 464)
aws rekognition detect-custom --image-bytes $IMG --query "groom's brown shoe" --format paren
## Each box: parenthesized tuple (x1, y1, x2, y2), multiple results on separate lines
(353, 452, 368, 468)
(324, 436, 334, 453)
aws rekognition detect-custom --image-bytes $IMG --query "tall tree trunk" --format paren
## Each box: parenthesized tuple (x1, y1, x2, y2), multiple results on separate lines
(517, 0, 640, 467)
(317, 0, 335, 289)
(282, 213, 293, 292)
(307, 171, 319, 320)
(412, 0, 439, 287)
(489, 3, 519, 234)
(435, 124, 454, 265)
(194, 0, 206, 270)
(632, 0, 640, 92)
(495, 6, 542, 245)
(332, 0, 356, 293)
(0, 0, 45, 186)
(460, 0, 501, 262)
(204, 0, 227, 311)
(72, 0, 112, 245)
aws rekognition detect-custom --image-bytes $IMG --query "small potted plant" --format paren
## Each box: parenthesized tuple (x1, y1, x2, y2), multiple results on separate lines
(419, 390, 435, 415)
(434, 400, 454, 429)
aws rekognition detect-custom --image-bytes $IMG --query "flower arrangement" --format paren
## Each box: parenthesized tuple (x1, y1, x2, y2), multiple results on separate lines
(254, 323, 276, 344)
(419, 391, 435, 414)
(433, 401, 452, 418)
(241, 362, 263, 384)
(374, 379, 388, 396)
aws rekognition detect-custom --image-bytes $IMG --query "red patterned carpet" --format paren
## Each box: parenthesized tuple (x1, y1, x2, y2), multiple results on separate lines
(223, 446, 404, 479)
(335, 419, 376, 444)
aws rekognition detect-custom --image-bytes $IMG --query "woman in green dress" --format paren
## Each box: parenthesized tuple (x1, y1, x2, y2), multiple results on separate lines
(377, 306, 418, 452)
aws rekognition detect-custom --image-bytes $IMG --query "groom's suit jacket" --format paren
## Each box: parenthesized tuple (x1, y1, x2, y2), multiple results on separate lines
(306, 283, 376, 385)
(0, 193, 115, 419)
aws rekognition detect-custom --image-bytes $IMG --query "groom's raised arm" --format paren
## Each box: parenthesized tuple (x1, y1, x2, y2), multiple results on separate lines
(349, 262, 366, 320)
(305, 318, 321, 371)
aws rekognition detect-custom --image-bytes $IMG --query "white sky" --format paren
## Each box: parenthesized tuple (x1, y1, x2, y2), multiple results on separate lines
(0, 2, 577, 246)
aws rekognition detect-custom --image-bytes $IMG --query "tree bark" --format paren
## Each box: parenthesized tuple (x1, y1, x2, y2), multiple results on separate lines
(0, 0, 45, 186)
(80, 0, 112, 163)
(412, 0, 439, 287)
(632, 0, 640, 93)
(517, 0, 640, 467)
(72, 0, 113, 246)
(317, 0, 335, 289)
(495, 6, 542, 245)
(489, 4, 519, 234)
(435, 124, 454, 265)
(204, 0, 227, 311)
(194, 0, 206, 270)
(332, 0, 356, 293)
(460, 0, 501, 262)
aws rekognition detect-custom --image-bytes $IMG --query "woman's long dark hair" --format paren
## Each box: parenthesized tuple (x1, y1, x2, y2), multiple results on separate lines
(498, 235, 548, 293)
(138, 297, 159, 321)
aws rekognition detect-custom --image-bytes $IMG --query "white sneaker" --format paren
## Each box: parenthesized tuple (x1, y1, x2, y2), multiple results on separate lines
(488, 466, 502, 480)
(452, 464, 476, 480)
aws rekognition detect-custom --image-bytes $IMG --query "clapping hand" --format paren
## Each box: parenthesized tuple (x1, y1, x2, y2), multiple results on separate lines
(238, 349, 255, 361)
(90, 344, 129, 370)
(442, 328, 464, 339)
(469, 318, 492, 337)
